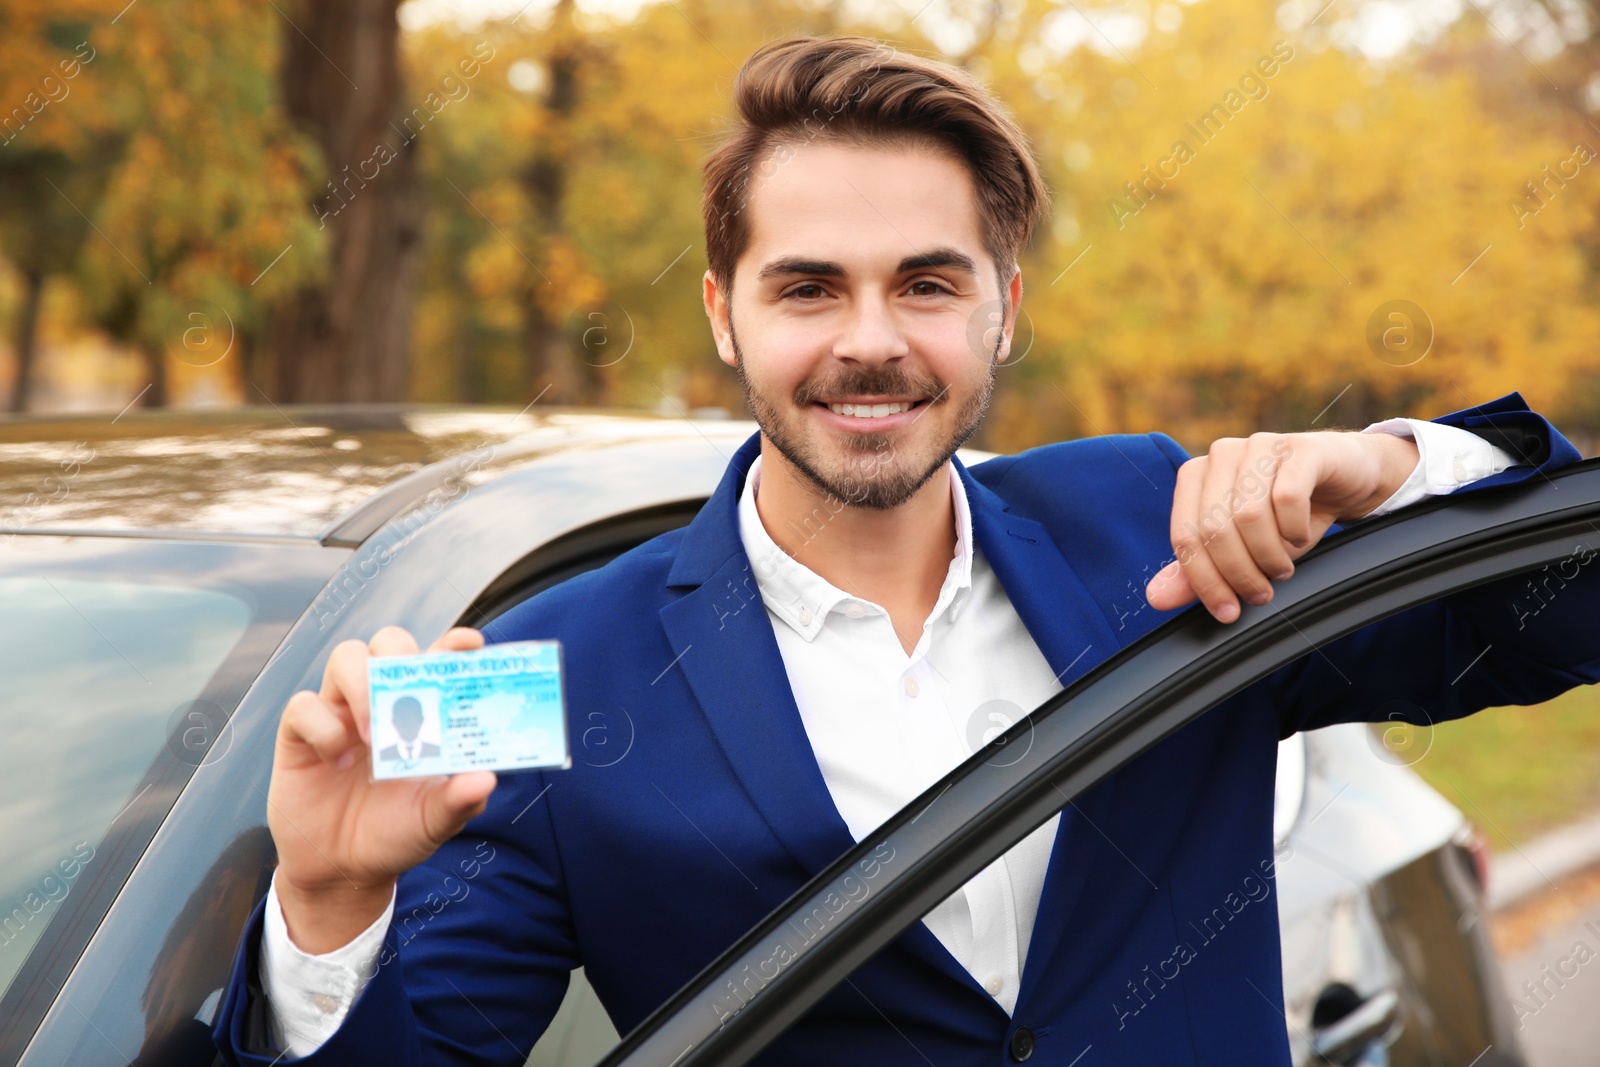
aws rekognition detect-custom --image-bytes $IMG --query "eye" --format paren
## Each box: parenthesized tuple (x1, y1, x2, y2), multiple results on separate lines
(782, 283, 829, 302)
(906, 279, 955, 297)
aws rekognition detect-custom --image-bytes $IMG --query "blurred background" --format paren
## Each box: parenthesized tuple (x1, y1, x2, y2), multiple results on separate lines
(0, 0, 1596, 452)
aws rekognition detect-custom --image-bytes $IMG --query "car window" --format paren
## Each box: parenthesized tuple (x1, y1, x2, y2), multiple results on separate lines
(464, 502, 707, 630)
(0, 576, 253, 1005)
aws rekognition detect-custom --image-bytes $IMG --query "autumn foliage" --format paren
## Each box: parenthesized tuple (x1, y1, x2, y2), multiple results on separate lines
(0, 0, 1596, 454)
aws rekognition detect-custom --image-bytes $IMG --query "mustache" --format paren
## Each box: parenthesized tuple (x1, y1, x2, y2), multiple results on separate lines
(793, 367, 948, 405)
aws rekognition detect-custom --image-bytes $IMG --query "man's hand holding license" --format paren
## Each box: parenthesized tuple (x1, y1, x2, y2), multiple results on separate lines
(270, 625, 498, 955)
(1145, 429, 1422, 623)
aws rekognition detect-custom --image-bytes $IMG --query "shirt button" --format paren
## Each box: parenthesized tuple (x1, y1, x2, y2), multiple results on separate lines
(844, 603, 864, 619)
(984, 974, 1003, 995)
(311, 992, 339, 1015)
(1008, 1026, 1035, 1062)
(903, 676, 920, 698)
(798, 608, 813, 626)
(1452, 457, 1469, 481)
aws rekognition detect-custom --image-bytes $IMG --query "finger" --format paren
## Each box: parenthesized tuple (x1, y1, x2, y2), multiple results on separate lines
(322, 638, 375, 743)
(280, 689, 360, 768)
(1152, 456, 1214, 613)
(429, 626, 485, 654)
(420, 771, 499, 847)
(350, 627, 423, 745)
(1270, 443, 1321, 552)
(1175, 446, 1254, 620)
(1144, 558, 1194, 611)
(368, 625, 421, 658)
(1191, 441, 1279, 613)
(1231, 435, 1297, 583)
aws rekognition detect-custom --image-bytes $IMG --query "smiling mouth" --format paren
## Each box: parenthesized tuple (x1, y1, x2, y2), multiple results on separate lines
(817, 399, 925, 420)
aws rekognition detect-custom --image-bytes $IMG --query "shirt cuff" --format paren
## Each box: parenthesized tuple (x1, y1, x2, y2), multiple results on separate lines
(258, 869, 395, 1059)
(1359, 417, 1519, 516)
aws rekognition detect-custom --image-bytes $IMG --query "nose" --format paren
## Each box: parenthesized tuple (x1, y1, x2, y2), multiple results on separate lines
(831, 291, 910, 366)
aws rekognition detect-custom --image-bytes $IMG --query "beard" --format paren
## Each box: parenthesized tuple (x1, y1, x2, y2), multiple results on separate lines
(729, 316, 997, 510)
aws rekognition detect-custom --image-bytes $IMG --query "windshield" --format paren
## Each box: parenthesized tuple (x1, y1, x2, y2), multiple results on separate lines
(0, 575, 253, 1002)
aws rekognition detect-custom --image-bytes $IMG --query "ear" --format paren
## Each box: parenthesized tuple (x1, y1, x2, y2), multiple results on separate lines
(996, 264, 1023, 364)
(703, 270, 737, 368)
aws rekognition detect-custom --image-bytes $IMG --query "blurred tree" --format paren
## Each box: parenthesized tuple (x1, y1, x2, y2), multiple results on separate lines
(1484, 0, 1600, 433)
(80, 0, 325, 407)
(0, 0, 325, 409)
(519, 0, 596, 404)
(961, 0, 1600, 452)
(0, 146, 114, 411)
(0, 3, 119, 411)
(1526, 0, 1600, 115)
(264, 0, 420, 402)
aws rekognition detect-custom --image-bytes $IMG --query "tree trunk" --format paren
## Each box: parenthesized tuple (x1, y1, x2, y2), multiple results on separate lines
(143, 343, 167, 409)
(520, 0, 596, 406)
(267, 0, 423, 403)
(9, 269, 43, 414)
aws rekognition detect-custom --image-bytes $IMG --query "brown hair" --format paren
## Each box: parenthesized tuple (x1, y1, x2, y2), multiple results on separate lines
(701, 35, 1050, 294)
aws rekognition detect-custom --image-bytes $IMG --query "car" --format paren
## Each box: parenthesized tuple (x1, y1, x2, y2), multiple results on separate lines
(0, 404, 1566, 1067)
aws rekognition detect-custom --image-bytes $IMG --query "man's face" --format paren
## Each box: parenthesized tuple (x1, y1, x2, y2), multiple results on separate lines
(704, 140, 1021, 509)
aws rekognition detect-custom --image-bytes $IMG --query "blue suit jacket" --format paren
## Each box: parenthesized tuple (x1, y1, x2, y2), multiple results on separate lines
(215, 392, 1600, 1065)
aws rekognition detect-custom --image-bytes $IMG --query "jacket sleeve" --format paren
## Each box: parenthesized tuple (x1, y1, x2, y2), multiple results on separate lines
(1148, 391, 1600, 738)
(211, 768, 579, 1066)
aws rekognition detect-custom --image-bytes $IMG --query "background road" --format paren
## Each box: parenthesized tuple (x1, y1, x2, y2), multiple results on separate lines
(1498, 875, 1600, 1066)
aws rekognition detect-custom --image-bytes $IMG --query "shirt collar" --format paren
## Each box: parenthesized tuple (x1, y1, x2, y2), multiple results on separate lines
(736, 451, 975, 642)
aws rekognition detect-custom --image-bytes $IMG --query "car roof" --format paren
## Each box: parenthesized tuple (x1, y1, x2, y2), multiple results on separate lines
(0, 405, 755, 543)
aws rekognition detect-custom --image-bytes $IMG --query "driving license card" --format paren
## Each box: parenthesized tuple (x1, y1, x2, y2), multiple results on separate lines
(368, 640, 570, 780)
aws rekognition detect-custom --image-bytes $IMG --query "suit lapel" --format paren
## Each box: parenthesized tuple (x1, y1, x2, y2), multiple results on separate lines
(657, 433, 856, 882)
(958, 458, 1118, 682)
(659, 434, 1014, 1003)
(657, 437, 1128, 1009)
(658, 554, 860, 880)
(953, 457, 1127, 1005)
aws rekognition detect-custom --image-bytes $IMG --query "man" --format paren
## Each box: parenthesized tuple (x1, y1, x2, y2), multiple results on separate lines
(214, 35, 1600, 1065)
(376, 696, 441, 766)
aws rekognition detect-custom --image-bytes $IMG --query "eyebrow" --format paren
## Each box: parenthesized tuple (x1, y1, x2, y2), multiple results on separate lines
(755, 247, 979, 283)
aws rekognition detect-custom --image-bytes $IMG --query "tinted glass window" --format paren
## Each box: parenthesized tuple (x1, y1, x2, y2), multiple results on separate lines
(0, 577, 253, 1003)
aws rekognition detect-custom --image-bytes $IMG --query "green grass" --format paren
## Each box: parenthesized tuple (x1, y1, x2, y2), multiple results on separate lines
(1396, 684, 1600, 849)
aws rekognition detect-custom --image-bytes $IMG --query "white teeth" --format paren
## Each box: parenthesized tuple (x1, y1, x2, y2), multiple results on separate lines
(827, 401, 913, 418)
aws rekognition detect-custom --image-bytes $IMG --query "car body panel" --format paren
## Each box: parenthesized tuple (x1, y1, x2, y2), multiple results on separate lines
(0, 406, 753, 541)
(1276, 723, 1504, 1064)
(1278, 723, 1465, 929)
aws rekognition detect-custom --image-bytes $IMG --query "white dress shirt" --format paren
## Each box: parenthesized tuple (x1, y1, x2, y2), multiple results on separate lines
(257, 418, 1515, 1055)
(737, 450, 1067, 1014)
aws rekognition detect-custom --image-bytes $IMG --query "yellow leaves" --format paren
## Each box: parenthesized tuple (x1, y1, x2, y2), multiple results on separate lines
(1001, 0, 1600, 441)
(533, 236, 605, 318)
(10, 0, 1592, 423)
(465, 239, 532, 302)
